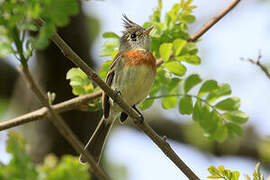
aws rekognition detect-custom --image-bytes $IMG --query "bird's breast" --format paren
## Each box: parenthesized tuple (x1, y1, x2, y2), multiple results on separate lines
(112, 50, 156, 106)
(124, 50, 156, 72)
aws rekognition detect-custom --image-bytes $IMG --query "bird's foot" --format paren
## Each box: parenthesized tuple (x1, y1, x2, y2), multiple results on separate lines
(114, 89, 121, 96)
(132, 105, 144, 123)
(120, 112, 128, 123)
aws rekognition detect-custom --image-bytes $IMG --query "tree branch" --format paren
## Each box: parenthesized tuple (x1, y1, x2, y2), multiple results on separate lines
(0, 91, 102, 131)
(189, 0, 241, 42)
(21, 67, 110, 180)
(241, 52, 270, 79)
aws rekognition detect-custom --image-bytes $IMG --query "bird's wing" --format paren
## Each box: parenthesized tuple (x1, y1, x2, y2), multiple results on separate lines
(102, 52, 124, 118)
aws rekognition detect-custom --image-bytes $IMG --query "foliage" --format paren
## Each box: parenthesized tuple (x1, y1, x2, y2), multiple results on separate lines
(66, 0, 248, 142)
(66, 68, 102, 111)
(0, 131, 90, 180)
(0, 131, 38, 180)
(38, 154, 90, 180)
(208, 165, 240, 180)
(207, 163, 265, 180)
(0, 0, 78, 66)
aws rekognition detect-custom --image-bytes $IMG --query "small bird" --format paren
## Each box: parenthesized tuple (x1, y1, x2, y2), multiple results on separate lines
(79, 15, 156, 164)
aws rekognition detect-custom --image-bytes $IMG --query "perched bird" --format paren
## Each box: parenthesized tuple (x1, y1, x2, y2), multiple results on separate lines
(79, 15, 156, 164)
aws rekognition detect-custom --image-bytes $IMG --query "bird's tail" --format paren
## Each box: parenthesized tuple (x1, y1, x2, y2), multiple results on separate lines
(79, 114, 116, 164)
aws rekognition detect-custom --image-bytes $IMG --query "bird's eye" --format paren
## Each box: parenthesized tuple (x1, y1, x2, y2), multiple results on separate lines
(131, 33, 136, 40)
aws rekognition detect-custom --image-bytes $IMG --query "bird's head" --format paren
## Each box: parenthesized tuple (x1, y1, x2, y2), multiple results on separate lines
(120, 15, 153, 52)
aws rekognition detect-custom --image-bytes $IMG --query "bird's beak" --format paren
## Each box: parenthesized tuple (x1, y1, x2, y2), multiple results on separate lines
(144, 26, 154, 35)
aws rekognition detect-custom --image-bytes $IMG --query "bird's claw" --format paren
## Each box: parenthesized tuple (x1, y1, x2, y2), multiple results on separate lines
(132, 105, 144, 124)
(120, 112, 128, 123)
(114, 89, 121, 96)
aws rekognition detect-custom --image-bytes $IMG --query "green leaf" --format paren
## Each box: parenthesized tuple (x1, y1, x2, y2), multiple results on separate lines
(33, 23, 56, 49)
(103, 32, 120, 39)
(223, 110, 249, 124)
(100, 48, 115, 56)
(98, 60, 112, 79)
(205, 110, 220, 137)
(215, 97, 240, 111)
(252, 163, 264, 180)
(150, 79, 161, 96)
(207, 175, 222, 179)
(66, 68, 87, 80)
(208, 166, 219, 175)
(104, 38, 119, 48)
(140, 99, 154, 110)
(163, 61, 186, 76)
(198, 105, 217, 135)
(162, 96, 177, 109)
(167, 77, 181, 92)
(175, 54, 201, 65)
(218, 166, 225, 175)
(159, 43, 172, 62)
(173, 39, 186, 56)
(66, 68, 94, 96)
(192, 100, 201, 122)
(227, 123, 243, 139)
(232, 171, 240, 180)
(207, 83, 231, 102)
(181, 42, 198, 55)
(43, 0, 79, 27)
(0, 42, 13, 57)
(216, 123, 228, 142)
(184, 74, 202, 93)
(180, 14, 196, 24)
(198, 80, 219, 97)
(179, 96, 193, 115)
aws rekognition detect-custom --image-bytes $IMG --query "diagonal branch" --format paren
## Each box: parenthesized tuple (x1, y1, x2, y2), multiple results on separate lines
(21, 67, 110, 180)
(45, 23, 200, 180)
(189, 0, 241, 42)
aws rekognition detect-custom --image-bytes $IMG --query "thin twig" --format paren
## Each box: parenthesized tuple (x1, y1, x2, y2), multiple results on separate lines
(21, 67, 110, 180)
(0, 91, 102, 131)
(241, 53, 270, 79)
(189, 0, 241, 42)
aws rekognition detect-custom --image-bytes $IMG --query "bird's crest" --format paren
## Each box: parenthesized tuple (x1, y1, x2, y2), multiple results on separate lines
(122, 14, 140, 30)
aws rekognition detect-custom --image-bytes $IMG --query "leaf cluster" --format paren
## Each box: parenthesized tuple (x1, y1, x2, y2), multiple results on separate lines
(0, 0, 78, 65)
(142, 73, 248, 141)
(0, 131, 90, 180)
(208, 165, 240, 180)
(208, 163, 265, 180)
(66, 0, 248, 141)
(66, 68, 101, 111)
